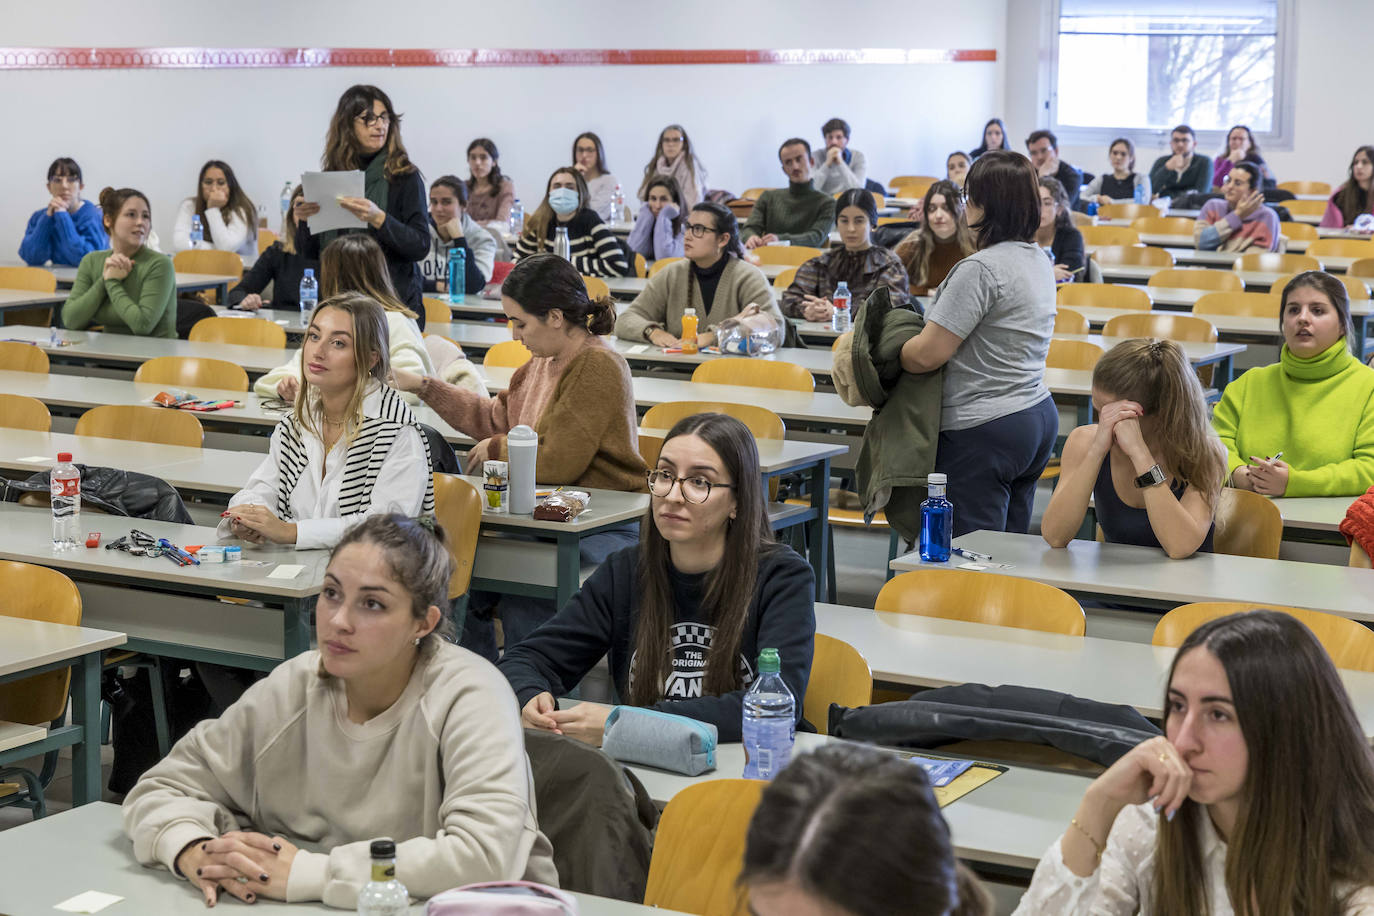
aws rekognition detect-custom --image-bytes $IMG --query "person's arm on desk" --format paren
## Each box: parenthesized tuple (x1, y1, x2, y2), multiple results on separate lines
(1112, 416, 1217, 558)
(1041, 422, 1116, 547)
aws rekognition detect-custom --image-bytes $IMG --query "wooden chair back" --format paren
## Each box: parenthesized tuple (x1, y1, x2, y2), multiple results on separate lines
(1277, 180, 1332, 196)
(691, 359, 815, 392)
(75, 404, 203, 448)
(1091, 245, 1174, 268)
(1053, 308, 1091, 334)
(805, 634, 872, 735)
(1149, 268, 1244, 292)
(1192, 292, 1282, 318)
(1130, 217, 1198, 236)
(889, 174, 942, 187)
(432, 474, 483, 599)
(648, 257, 683, 277)
(1079, 226, 1141, 246)
(643, 779, 764, 916)
(1047, 338, 1105, 371)
(1349, 258, 1374, 280)
(1212, 488, 1282, 560)
(582, 276, 611, 300)
(0, 267, 58, 293)
(0, 394, 51, 431)
(134, 356, 249, 392)
(1235, 252, 1320, 274)
(1279, 222, 1320, 244)
(640, 401, 784, 468)
(739, 188, 773, 201)
(423, 297, 452, 326)
(1101, 313, 1218, 342)
(0, 341, 50, 374)
(772, 267, 798, 291)
(1271, 271, 1370, 300)
(751, 246, 825, 267)
(1057, 283, 1152, 311)
(482, 339, 532, 368)
(171, 249, 244, 303)
(0, 562, 83, 725)
(1155, 603, 1374, 672)
(1098, 203, 1159, 220)
(1281, 199, 1330, 220)
(257, 230, 279, 255)
(1307, 239, 1374, 261)
(633, 253, 647, 278)
(188, 316, 287, 348)
(876, 568, 1086, 636)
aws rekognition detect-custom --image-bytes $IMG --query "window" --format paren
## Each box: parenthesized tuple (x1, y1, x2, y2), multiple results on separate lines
(1051, 0, 1293, 147)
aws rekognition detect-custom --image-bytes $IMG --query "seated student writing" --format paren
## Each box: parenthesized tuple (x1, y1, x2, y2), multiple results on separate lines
(637, 124, 708, 209)
(254, 234, 433, 406)
(499, 412, 815, 743)
(811, 117, 867, 193)
(123, 514, 556, 909)
(421, 174, 495, 295)
(744, 743, 992, 916)
(1014, 610, 1374, 914)
(615, 201, 780, 349)
(895, 180, 976, 297)
(513, 167, 629, 277)
(223, 292, 433, 550)
(19, 157, 107, 266)
(625, 175, 685, 262)
(172, 160, 258, 262)
(1149, 124, 1213, 202)
(1213, 271, 1374, 497)
(1322, 145, 1374, 229)
(61, 187, 176, 338)
(780, 188, 908, 322)
(465, 137, 516, 230)
(1193, 162, 1278, 252)
(1082, 137, 1151, 208)
(572, 131, 619, 221)
(742, 138, 837, 250)
(227, 184, 318, 312)
(1042, 339, 1224, 558)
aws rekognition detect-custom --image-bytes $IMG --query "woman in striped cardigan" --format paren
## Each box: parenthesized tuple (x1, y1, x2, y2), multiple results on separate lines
(220, 292, 433, 549)
(514, 167, 629, 278)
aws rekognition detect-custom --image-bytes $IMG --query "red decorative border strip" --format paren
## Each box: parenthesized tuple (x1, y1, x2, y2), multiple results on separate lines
(0, 47, 996, 70)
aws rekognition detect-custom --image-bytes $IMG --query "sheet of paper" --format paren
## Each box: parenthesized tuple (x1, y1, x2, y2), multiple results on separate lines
(16, 455, 53, 464)
(268, 564, 306, 579)
(55, 890, 124, 913)
(301, 170, 366, 233)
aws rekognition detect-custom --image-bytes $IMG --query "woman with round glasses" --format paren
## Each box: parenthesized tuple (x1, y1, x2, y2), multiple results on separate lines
(499, 412, 815, 745)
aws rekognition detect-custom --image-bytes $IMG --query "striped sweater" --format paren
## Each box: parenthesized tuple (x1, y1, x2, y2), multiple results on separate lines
(513, 208, 629, 277)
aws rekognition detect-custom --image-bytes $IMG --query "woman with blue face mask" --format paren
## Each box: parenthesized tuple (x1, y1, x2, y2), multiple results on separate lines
(514, 167, 629, 278)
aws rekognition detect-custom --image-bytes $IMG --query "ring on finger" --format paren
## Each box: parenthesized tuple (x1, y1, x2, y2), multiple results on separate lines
(1158, 751, 1169, 763)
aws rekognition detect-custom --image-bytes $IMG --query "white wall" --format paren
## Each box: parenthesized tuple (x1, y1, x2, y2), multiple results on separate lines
(2, 0, 1006, 260)
(1002, 0, 1370, 190)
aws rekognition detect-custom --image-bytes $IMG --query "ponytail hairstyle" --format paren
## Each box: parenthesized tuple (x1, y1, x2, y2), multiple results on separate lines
(192, 160, 258, 244)
(322, 84, 416, 181)
(1091, 338, 1225, 512)
(500, 252, 615, 335)
(643, 175, 685, 237)
(1109, 136, 1137, 173)
(466, 137, 505, 197)
(835, 187, 879, 229)
(1333, 145, 1374, 226)
(97, 186, 151, 234)
(684, 201, 745, 314)
(431, 174, 469, 208)
(894, 179, 976, 289)
(524, 167, 590, 253)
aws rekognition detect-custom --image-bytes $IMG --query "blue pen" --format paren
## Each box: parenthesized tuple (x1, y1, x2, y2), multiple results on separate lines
(159, 539, 200, 565)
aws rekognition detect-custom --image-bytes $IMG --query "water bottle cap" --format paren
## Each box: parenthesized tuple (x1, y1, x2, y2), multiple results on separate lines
(758, 647, 781, 673)
(684, 307, 696, 316)
(303, 268, 314, 278)
(928, 473, 947, 485)
(57, 452, 72, 463)
(508, 424, 538, 443)
(369, 839, 396, 859)
(836, 281, 849, 291)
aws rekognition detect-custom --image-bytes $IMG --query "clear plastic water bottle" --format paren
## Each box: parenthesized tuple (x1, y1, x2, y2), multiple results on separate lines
(509, 199, 524, 235)
(742, 648, 795, 780)
(51, 452, 80, 551)
(280, 180, 295, 219)
(189, 215, 204, 249)
(1134, 181, 1146, 205)
(553, 226, 572, 262)
(356, 839, 408, 915)
(610, 183, 625, 223)
(299, 268, 318, 318)
(447, 246, 466, 304)
(920, 472, 953, 563)
(831, 281, 852, 333)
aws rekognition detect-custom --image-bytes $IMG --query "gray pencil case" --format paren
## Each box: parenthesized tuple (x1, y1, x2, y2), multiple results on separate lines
(601, 706, 718, 776)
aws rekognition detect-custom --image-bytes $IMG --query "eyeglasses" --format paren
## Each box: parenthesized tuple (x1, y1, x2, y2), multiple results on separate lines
(662, 136, 685, 144)
(355, 111, 392, 127)
(685, 222, 719, 238)
(646, 469, 734, 504)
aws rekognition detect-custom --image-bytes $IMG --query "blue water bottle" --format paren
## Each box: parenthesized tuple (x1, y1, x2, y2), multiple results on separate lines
(299, 268, 317, 318)
(189, 214, 204, 249)
(920, 472, 953, 563)
(447, 246, 465, 304)
(1133, 181, 1146, 204)
(1085, 200, 1099, 219)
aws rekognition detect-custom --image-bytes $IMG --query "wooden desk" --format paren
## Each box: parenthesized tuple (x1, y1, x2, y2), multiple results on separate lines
(0, 616, 124, 806)
(890, 530, 1374, 620)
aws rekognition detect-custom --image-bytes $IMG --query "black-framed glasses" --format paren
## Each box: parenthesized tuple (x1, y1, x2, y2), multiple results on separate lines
(646, 469, 734, 504)
(684, 222, 719, 239)
(355, 111, 392, 127)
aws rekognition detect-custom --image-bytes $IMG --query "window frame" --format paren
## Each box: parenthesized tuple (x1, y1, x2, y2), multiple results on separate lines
(1046, 0, 1297, 152)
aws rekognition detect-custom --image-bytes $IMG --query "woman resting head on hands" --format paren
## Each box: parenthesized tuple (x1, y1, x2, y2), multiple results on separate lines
(499, 412, 815, 745)
(625, 174, 685, 262)
(1014, 609, 1374, 914)
(223, 292, 434, 549)
(1213, 270, 1374, 497)
(1041, 338, 1225, 558)
(123, 514, 556, 908)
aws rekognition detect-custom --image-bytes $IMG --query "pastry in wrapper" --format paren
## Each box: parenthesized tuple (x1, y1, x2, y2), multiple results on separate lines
(532, 490, 591, 522)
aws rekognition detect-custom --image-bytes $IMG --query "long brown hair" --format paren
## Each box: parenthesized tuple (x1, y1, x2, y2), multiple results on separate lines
(1333, 146, 1374, 229)
(319, 234, 418, 320)
(1091, 338, 1225, 511)
(629, 413, 771, 706)
(279, 184, 304, 255)
(1153, 610, 1374, 915)
(322, 84, 416, 181)
(192, 159, 257, 242)
(294, 292, 391, 444)
(638, 124, 700, 201)
(894, 179, 975, 289)
(465, 137, 505, 197)
(523, 167, 589, 254)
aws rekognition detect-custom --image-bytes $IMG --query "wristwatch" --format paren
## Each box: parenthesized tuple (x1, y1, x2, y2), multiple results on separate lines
(1134, 465, 1166, 489)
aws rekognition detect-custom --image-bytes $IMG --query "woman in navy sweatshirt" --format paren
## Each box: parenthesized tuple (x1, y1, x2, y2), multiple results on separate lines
(20, 157, 108, 266)
(499, 412, 815, 742)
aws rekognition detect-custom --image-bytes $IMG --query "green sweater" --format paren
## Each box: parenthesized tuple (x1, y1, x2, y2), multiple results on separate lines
(62, 247, 177, 338)
(741, 181, 836, 248)
(1212, 340, 1374, 497)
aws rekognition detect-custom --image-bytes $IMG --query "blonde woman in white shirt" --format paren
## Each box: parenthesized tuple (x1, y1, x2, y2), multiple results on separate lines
(124, 514, 556, 907)
(1015, 610, 1374, 915)
(222, 292, 432, 549)
(172, 159, 259, 263)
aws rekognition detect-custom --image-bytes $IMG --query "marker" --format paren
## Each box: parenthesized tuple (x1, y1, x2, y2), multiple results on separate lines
(952, 547, 991, 562)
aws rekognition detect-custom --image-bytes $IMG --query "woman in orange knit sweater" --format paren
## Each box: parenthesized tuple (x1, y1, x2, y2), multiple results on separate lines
(393, 252, 646, 657)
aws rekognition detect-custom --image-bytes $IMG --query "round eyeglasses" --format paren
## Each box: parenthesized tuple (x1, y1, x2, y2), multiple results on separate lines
(646, 469, 734, 504)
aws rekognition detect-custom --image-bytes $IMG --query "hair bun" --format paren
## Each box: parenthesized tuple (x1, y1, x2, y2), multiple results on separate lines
(97, 187, 117, 210)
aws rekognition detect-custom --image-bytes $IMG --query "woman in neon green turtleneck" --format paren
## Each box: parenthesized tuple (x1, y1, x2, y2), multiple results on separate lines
(1213, 271, 1374, 497)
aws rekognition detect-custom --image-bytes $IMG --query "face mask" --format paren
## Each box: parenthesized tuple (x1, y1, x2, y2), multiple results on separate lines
(548, 188, 579, 215)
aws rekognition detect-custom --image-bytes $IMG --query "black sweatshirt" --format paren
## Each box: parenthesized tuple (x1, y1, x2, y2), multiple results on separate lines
(498, 544, 815, 741)
(226, 242, 318, 310)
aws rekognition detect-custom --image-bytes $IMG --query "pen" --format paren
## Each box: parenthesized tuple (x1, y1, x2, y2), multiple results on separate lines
(163, 550, 188, 567)
(952, 547, 991, 562)
(159, 538, 201, 566)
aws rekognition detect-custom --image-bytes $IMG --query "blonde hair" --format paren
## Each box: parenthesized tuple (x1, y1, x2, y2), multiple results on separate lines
(294, 292, 391, 445)
(1091, 338, 1225, 511)
(279, 185, 304, 255)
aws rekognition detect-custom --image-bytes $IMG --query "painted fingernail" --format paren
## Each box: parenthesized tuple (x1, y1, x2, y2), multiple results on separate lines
(196, 868, 202, 876)
(1167, 808, 1177, 821)
(272, 843, 281, 851)
(201, 844, 208, 851)
(260, 873, 269, 882)
(246, 893, 255, 902)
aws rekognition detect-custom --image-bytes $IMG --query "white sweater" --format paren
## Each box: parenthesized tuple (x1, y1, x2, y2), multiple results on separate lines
(172, 198, 258, 264)
(123, 641, 558, 908)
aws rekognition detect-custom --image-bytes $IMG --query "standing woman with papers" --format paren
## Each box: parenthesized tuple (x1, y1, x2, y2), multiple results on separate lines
(294, 85, 429, 317)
